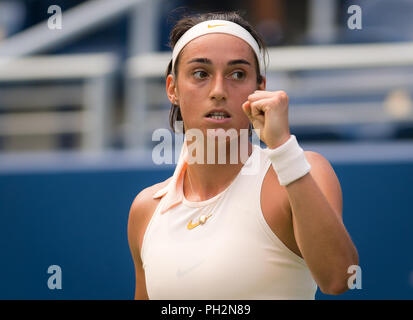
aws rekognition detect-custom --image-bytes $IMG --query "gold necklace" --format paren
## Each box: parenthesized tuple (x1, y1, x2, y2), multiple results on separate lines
(185, 169, 214, 230)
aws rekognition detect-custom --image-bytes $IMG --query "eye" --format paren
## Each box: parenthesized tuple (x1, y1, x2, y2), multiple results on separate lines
(193, 70, 208, 79)
(230, 70, 246, 80)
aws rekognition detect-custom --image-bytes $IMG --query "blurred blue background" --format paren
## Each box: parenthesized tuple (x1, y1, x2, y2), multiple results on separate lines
(0, 0, 412, 299)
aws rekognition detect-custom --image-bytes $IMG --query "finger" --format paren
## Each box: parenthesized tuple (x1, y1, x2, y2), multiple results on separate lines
(250, 98, 275, 117)
(242, 100, 253, 121)
(248, 90, 275, 102)
(248, 90, 286, 103)
(242, 100, 250, 114)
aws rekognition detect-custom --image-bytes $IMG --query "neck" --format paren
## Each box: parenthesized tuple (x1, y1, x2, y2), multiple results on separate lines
(183, 140, 253, 201)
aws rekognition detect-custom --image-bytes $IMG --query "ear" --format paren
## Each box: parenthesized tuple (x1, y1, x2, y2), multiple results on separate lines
(257, 75, 266, 91)
(166, 74, 179, 105)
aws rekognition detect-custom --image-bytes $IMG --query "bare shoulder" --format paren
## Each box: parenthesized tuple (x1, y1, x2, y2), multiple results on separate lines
(304, 151, 340, 184)
(304, 150, 343, 217)
(262, 150, 342, 216)
(304, 151, 334, 169)
(262, 151, 337, 200)
(127, 177, 172, 257)
(130, 177, 171, 214)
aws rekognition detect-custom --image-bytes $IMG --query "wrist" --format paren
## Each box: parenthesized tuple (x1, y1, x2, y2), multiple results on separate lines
(266, 135, 311, 186)
(267, 132, 291, 150)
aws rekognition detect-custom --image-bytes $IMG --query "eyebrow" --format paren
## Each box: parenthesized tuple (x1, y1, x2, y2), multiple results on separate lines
(187, 58, 251, 66)
(228, 59, 251, 66)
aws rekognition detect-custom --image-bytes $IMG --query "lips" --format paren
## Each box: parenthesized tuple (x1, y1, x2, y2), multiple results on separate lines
(205, 109, 231, 120)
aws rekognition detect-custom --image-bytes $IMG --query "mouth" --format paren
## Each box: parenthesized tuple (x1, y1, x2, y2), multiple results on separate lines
(205, 111, 231, 120)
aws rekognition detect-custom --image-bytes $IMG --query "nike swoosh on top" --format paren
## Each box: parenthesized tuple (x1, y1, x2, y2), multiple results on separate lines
(187, 214, 212, 230)
(176, 260, 205, 277)
(187, 220, 200, 230)
(208, 24, 226, 28)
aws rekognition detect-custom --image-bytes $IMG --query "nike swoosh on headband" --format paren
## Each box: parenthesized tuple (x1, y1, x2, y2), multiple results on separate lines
(171, 20, 263, 73)
(207, 24, 226, 28)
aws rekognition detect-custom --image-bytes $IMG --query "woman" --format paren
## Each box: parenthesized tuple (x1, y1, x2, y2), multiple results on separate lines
(127, 11, 359, 300)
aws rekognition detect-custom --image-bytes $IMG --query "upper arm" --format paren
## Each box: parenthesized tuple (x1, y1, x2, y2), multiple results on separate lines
(127, 190, 151, 300)
(304, 151, 343, 218)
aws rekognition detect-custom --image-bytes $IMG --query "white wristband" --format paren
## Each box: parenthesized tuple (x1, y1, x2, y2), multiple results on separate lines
(266, 135, 311, 186)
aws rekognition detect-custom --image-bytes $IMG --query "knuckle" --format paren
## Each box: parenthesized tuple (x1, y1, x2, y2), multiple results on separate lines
(271, 91, 288, 106)
(278, 90, 289, 102)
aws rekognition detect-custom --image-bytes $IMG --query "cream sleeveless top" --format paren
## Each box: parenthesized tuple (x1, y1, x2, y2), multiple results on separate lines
(141, 144, 317, 299)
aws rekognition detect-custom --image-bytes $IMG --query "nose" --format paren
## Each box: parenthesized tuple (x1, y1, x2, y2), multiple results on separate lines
(209, 74, 227, 102)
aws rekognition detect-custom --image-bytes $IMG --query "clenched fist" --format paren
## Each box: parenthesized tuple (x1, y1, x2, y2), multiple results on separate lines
(242, 90, 291, 149)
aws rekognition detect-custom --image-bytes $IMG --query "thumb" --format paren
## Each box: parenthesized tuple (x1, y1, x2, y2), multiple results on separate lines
(242, 100, 253, 121)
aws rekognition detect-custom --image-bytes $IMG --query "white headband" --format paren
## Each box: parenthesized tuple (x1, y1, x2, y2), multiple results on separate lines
(171, 20, 263, 74)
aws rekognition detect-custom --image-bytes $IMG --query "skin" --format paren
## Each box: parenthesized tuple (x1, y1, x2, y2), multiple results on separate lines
(128, 33, 359, 299)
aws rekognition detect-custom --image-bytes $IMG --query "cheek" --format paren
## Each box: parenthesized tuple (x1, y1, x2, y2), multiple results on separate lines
(239, 114, 251, 128)
(176, 82, 207, 117)
(177, 95, 203, 130)
(230, 85, 255, 113)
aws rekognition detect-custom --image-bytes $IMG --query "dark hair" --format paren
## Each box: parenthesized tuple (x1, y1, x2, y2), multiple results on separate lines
(166, 11, 268, 133)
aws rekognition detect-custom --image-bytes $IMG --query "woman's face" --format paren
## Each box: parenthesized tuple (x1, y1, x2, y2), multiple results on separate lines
(167, 33, 266, 137)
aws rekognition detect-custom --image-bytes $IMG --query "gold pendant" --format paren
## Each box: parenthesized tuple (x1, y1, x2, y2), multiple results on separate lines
(187, 214, 212, 230)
